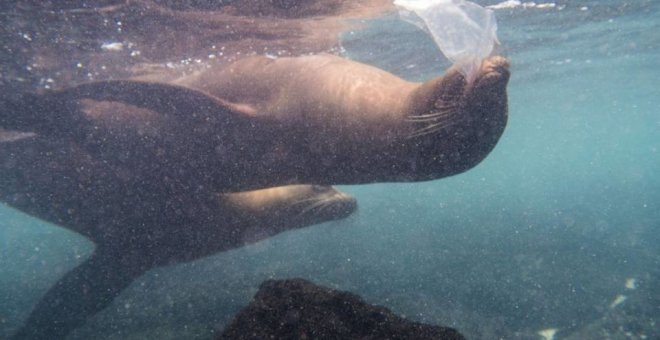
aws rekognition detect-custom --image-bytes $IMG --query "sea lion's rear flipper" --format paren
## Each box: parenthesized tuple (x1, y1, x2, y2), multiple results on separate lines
(11, 250, 146, 340)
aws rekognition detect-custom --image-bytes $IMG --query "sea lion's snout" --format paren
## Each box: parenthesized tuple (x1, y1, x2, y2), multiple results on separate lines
(331, 192, 358, 219)
(312, 189, 358, 220)
(474, 56, 510, 90)
(468, 56, 510, 122)
(293, 186, 357, 223)
(404, 55, 511, 180)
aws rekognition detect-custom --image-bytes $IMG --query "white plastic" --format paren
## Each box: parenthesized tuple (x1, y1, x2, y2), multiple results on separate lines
(394, 0, 499, 81)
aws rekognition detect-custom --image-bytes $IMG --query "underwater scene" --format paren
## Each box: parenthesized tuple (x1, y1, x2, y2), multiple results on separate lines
(1, 0, 658, 339)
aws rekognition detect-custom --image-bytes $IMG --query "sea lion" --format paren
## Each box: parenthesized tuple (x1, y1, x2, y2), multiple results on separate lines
(1, 54, 509, 193)
(2, 133, 356, 340)
(1, 53, 507, 338)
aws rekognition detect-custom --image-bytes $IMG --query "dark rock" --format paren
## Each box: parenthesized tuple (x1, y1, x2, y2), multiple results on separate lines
(218, 278, 464, 340)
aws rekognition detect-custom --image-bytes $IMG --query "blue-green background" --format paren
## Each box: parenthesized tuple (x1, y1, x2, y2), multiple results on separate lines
(2, 1, 659, 339)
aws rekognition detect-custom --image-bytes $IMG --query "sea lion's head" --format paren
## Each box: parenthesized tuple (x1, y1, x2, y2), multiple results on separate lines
(224, 185, 357, 244)
(261, 184, 358, 224)
(401, 56, 510, 181)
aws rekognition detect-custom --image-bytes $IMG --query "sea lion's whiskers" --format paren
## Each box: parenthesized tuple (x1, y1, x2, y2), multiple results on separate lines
(407, 110, 454, 120)
(316, 202, 334, 215)
(297, 197, 330, 216)
(406, 109, 455, 122)
(405, 104, 458, 123)
(292, 196, 322, 207)
(407, 119, 462, 139)
(299, 193, 344, 216)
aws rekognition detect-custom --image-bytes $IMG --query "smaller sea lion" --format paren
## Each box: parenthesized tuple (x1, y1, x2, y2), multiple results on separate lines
(3, 133, 356, 340)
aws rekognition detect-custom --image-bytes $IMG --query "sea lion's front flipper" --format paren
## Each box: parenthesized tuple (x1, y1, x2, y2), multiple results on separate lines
(11, 250, 146, 340)
(1, 80, 264, 193)
(65, 80, 256, 122)
(0, 80, 255, 137)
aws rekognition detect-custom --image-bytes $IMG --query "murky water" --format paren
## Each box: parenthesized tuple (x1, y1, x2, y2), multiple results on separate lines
(1, 1, 659, 339)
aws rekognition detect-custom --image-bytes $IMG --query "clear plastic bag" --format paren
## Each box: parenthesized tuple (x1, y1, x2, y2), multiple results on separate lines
(394, 0, 499, 81)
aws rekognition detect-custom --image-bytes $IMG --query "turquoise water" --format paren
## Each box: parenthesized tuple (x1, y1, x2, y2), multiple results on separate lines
(1, 1, 659, 339)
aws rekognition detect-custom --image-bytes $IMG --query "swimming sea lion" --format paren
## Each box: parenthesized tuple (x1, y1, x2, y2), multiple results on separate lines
(1, 53, 507, 338)
(2, 132, 356, 340)
(172, 54, 510, 186)
(1, 54, 509, 193)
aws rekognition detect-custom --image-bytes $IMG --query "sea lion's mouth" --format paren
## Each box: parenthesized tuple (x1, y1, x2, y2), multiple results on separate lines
(328, 193, 358, 219)
(300, 194, 357, 220)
